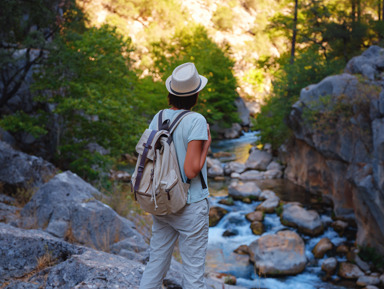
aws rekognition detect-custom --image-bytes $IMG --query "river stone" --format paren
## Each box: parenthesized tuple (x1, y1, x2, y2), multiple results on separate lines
(238, 170, 265, 181)
(281, 203, 324, 236)
(256, 196, 280, 213)
(0, 140, 57, 194)
(228, 181, 261, 201)
(259, 190, 277, 201)
(321, 257, 338, 276)
(245, 148, 273, 171)
(234, 245, 249, 255)
(250, 221, 264, 235)
(364, 286, 379, 289)
(246, 211, 264, 222)
(224, 162, 246, 175)
(248, 230, 307, 276)
(336, 244, 350, 255)
(312, 238, 334, 258)
(20, 171, 145, 251)
(338, 262, 364, 279)
(208, 165, 224, 178)
(264, 169, 283, 179)
(206, 157, 222, 168)
(267, 161, 283, 171)
(356, 275, 381, 287)
(331, 220, 349, 235)
(209, 206, 228, 227)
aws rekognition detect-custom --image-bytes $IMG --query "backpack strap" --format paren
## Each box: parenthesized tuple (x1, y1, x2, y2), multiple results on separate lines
(168, 110, 192, 134)
(157, 110, 208, 190)
(134, 129, 157, 193)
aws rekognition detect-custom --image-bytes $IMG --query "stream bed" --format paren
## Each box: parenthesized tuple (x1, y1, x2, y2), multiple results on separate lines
(207, 132, 356, 289)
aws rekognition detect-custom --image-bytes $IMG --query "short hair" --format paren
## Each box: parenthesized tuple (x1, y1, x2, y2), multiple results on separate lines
(168, 92, 198, 110)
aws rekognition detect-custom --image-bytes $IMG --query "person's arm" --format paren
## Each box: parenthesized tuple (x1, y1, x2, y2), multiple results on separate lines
(184, 124, 211, 179)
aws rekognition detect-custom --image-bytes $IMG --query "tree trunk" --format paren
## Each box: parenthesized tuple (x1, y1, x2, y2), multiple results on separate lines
(357, 0, 361, 22)
(290, 0, 298, 64)
(351, 0, 356, 22)
(382, 0, 384, 22)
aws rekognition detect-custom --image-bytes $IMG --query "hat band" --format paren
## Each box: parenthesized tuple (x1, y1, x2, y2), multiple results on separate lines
(170, 78, 202, 96)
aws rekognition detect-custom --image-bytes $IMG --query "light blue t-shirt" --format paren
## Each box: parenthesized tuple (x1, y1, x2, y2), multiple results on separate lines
(149, 109, 209, 204)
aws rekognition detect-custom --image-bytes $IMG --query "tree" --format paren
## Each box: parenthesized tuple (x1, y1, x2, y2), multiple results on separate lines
(30, 25, 145, 178)
(0, 0, 80, 112)
(149, 25, 240, 128)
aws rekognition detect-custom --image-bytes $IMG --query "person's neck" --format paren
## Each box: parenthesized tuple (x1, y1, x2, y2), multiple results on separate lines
(169, 106, 189, 111)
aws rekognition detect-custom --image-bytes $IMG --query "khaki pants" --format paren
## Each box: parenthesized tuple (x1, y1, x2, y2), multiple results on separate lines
(139, 198, 209, 289)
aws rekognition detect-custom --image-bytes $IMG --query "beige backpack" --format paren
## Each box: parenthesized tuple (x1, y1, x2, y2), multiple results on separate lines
(131, 110, 207, 215)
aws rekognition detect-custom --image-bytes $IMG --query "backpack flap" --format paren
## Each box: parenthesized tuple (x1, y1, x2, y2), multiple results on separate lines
(135, 129, 167, 160)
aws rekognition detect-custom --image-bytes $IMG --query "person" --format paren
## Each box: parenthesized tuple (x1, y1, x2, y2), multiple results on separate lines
(139, 62, 211, 289)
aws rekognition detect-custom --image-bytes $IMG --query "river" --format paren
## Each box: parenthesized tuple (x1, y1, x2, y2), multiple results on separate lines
(207, 131, 356, 289)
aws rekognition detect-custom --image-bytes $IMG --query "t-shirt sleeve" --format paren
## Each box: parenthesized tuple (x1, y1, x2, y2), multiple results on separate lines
(187, 114, 208, 143)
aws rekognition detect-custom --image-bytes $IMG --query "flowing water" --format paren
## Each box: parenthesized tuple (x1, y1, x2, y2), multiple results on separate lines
(207, 132, 356, 289)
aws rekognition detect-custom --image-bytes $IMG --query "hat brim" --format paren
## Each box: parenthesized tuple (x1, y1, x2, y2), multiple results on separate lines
(165, 75, 208, 97)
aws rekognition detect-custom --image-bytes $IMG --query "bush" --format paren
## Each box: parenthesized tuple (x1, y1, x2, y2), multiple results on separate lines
(212, 5, 234, 31)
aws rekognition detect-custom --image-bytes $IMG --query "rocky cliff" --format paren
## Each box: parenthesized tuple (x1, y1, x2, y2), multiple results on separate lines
(282, 45, 384, 255)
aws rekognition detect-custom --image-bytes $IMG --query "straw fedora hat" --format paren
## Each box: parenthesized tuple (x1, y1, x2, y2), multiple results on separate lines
(165, 62, 208, 97)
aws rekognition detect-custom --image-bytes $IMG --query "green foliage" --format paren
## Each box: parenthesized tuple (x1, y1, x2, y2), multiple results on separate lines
(150, 25, 239, 127)
(255, 48, 344, 149)
(212, 5, 234, 31)
(0, 111, 48, 138)
(33, 24, 146, 179)
(358, 246, 384, 270)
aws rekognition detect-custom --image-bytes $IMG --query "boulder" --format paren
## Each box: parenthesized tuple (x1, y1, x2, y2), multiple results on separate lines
(256, 196, 280, 213)
(218, 197, 235, 206)
(321, 257, 338, 276)
(224, 123, 243, 139)
(224, 162, 246, 175)
(281, 203, 324, 236)
(248, 230, 307, 276)
(245, 148, 273, 171)
(238, 170, 265, 181)
(228, 181, 261, 202)
(259, 190, 277, 201)
(250, 221, 264, 235)
(267, 161, 283, 171)
(0, 141, 57, 195)
(234, 245, 249, 255)
(264, 169, 283, 179)
(331, 220, 349, 235)
(235, 97, 250, 127)
(20, 171, 146, 252)
(209, 206, 228, 227)
(345, 45, 384, 80)
(245, 211, 264, 222)
(338, 262, 365, 279)
(312, 238, 334, 258)
(110, 238, 149, 264)
(284, 46, 384, 256)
